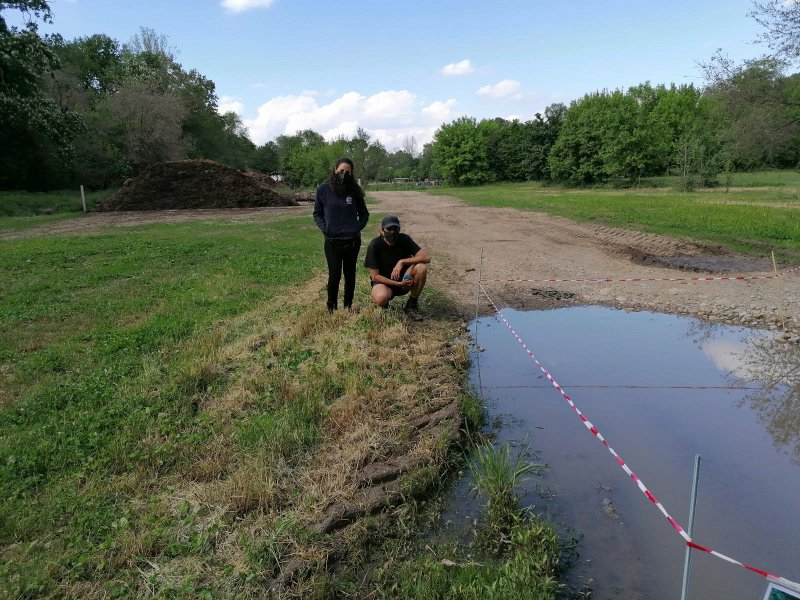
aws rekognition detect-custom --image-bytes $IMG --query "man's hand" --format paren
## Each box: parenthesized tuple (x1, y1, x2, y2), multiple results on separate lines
(391, 260, 405, 280)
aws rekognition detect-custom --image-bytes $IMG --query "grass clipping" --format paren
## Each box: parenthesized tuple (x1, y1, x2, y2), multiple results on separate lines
(60, 277, 471, 599)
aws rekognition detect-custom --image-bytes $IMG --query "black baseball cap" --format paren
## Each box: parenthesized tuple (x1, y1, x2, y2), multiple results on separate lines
(381, 215, 401, 229)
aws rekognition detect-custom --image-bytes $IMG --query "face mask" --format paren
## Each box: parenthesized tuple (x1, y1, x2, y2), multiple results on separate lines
(336, 171, 352, 184)
(383, 230, 399, 243)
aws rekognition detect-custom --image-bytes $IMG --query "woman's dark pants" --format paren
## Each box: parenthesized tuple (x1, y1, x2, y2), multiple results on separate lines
(324, 238, 361, 310)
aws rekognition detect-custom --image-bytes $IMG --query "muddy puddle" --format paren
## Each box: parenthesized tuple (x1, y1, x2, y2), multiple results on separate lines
(445, 306, 800, 599)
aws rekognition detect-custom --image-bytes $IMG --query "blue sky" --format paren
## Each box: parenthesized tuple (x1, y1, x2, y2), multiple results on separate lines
(8, 0, 766, 150)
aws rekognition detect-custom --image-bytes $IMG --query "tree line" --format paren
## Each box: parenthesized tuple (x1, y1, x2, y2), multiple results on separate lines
(431, 1, 800, 188)
(0, 1, 432, 191)
(1, 2, 260, 190)
(1, 0, 798, 192)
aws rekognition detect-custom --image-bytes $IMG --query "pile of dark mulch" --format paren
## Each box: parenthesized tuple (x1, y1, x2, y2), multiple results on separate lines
(99, 160, 298, 211)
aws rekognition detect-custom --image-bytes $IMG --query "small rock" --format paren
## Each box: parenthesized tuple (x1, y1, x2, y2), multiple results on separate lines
(601, 497, 619, 518)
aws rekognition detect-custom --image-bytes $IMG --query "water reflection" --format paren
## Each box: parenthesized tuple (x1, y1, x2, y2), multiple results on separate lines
(465, 307, 800, 600)
(732, 336, 800, 464)
(685, 321, 800, 464)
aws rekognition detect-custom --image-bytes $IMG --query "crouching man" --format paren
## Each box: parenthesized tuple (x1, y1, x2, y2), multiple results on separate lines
(364, 215, 430, 321)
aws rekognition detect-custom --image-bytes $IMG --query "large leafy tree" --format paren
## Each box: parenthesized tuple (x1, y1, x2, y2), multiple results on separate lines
(337, 127, 370, 177)
(528, 103, 566, 180)
(386, 148, 416, 178)
(0, 0, 83, 189)
(364, 139, 389, 181)
(709, 58, 799, 169)
(481, 106, 566, 182)
(548, 92, 613, 185)
(274, 129, 337, 186)
(648, 83, 725, 186)
(48, 26, 260, 186)
(104, 80, 188, 172)
(50, 33, 123, 101)
(549, 84, 725, 185)
(699, 2, 800, 171)
(252, 141, 279, 174)
(431, 116, 494, 185)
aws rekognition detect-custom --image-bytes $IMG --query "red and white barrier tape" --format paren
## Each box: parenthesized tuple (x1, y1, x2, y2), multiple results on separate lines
(481, 266, 800, 285)
(478, 282, 800, 592)
(483, 384, 762, 391)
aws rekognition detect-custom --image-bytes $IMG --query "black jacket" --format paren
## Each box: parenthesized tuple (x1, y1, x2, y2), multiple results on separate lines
(313, 182, 369, 240)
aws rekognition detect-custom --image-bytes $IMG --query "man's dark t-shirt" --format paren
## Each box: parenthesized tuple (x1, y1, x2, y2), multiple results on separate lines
(364, 233, 421, 280)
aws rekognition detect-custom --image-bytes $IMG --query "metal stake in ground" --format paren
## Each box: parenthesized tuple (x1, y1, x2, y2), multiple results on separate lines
(772, 251, 787, 334)
(680, 454, 701, 600)
(474, 248, 484, 393)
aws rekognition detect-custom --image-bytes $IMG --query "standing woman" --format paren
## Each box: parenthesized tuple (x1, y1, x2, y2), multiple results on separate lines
(313, 158, 370, 312)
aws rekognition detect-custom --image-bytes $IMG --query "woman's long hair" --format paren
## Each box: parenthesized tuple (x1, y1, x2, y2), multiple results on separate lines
(328, 157, 364, 201)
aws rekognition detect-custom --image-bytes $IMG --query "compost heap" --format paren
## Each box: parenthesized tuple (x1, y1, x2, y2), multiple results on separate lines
(100, 160, 298, 210)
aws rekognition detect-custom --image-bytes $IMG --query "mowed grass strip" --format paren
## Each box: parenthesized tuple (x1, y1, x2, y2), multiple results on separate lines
(427, 174, 800, 262)
(0, 213, 88, 234)
(0, 216, 479, 598)
(0, 189, 116, 218)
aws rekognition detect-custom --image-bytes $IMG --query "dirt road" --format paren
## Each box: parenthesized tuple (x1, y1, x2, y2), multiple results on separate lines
(371, 191, 800, 334)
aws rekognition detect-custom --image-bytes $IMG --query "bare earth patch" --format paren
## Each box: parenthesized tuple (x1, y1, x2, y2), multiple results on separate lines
(371, 191, 800, 334)
(0, 206, 310, 240)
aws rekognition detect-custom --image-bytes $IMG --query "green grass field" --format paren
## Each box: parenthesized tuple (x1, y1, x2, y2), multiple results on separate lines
(2, 213, 540, 598)
(426, 172, 800, 262)
(0, 216, 323, 596)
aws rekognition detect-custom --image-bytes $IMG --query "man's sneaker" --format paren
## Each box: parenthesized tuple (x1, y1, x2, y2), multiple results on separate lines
(404, 297, 424, 321)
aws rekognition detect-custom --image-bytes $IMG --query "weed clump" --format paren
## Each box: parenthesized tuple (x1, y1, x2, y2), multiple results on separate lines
(469, 441, 542, 555)
(372, 441, 565, 600)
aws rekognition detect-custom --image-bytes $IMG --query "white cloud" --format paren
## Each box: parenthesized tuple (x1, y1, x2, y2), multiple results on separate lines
(371, 126, 442, 150)
(702, 340, 755, 380)
(477, 79, 524, 101)
(323, 121, 360, 140)
(422, 99, 457, 122)
(218, 95, 245, 115)
(221, 0, 276, 13)
(363, 90, 417, 121)
(441, 59, 474, 76)
(244, 89, 453, 149)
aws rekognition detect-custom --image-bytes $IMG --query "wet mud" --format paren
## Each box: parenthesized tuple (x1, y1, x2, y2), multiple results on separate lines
(628, 248, 773, 273)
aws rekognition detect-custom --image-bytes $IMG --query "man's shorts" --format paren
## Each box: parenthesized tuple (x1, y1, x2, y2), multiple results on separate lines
(371, 277, 410, 298)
